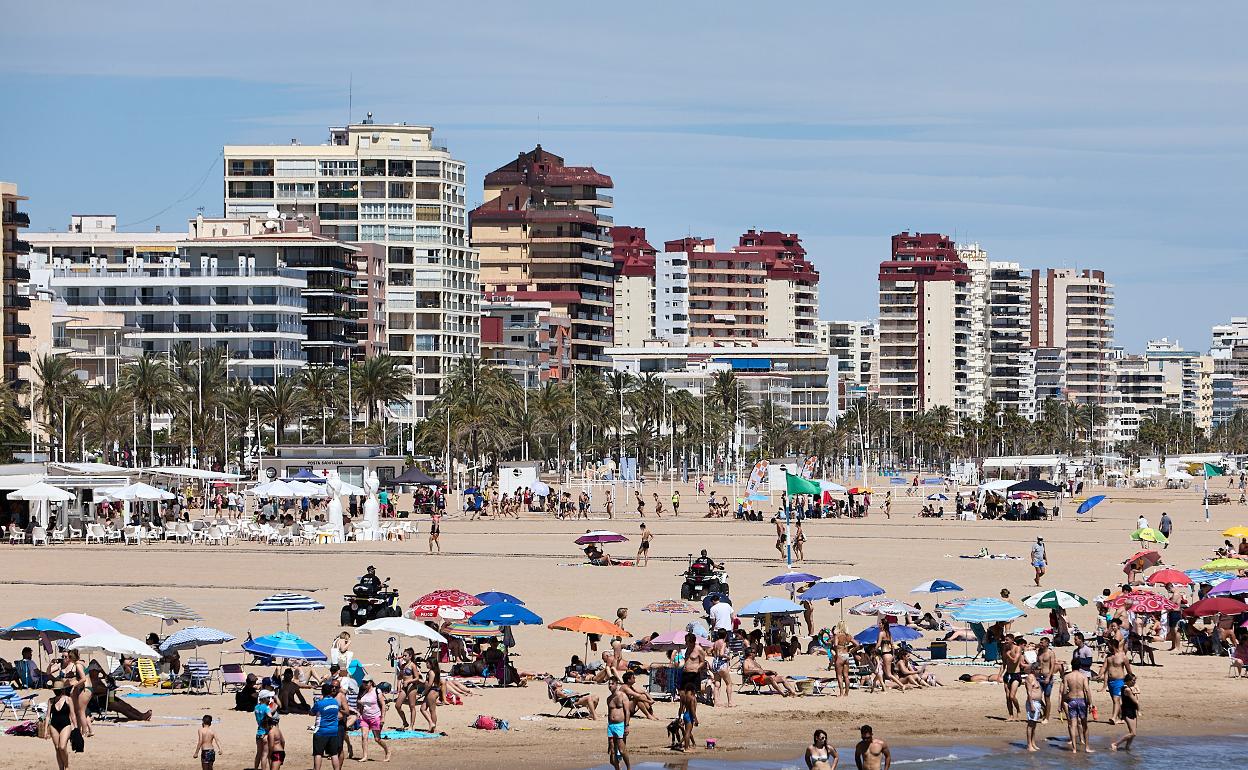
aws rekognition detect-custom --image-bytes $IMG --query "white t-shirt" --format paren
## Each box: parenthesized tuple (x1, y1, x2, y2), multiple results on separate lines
(708, 602, 734, 631)
(1137, 516, 1149, 530)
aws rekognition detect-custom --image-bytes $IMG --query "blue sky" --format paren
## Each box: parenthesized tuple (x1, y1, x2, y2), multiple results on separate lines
(3, 2, 1245, 350)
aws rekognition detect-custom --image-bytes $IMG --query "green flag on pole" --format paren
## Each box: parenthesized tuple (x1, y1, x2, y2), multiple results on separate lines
(1204, 463, 1225, 477)
(786, 472, 821, 496)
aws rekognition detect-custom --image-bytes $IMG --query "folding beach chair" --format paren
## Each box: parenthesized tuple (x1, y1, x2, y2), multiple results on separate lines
(219, 663, 247, 694)
(0, 685, 39, 720)
(137, 658, 161, 687)
(183, 658, 213, 694)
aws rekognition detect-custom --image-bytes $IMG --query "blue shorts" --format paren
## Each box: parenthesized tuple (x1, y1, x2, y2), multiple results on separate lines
(1108, 678, 1124, 697)
(607, 722, 625, 739)
(1033, 560, 1046, 569)
(1066, 698, 1087, 720)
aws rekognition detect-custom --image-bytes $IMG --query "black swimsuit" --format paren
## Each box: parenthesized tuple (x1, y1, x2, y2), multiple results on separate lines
(50, 700, 72, 731)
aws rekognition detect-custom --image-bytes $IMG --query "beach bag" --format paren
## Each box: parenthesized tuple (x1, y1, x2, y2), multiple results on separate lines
(36, 717, 48, 739)
(471, 715, 498, 730)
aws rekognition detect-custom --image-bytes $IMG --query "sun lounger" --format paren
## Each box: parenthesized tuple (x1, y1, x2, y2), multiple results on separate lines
(219, 663, 247, 694)
(182, 658, 214, 694)
(137, 658, 161, 688)
(0, 685, 39, 720)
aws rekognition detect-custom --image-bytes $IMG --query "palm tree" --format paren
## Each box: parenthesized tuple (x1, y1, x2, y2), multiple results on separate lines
(299, 367, 341, 444)
(121, 353, 171, 464)
(33, 354, 81, 456)
(257, 378, 307, 445)
(79, 386, 132, 462)
(351, 356, 408, 427)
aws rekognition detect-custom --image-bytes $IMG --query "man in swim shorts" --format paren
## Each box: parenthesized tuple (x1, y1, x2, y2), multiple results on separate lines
(606, 680, 631, 769)
(678, 633, 706, 751)
(1031, 537, 1047, 586)
(1061, 660, 1095, 753)
(1023, 665, 1044, 751)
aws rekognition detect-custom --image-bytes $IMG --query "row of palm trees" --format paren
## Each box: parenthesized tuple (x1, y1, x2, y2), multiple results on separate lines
(3, 347, 1246, 474)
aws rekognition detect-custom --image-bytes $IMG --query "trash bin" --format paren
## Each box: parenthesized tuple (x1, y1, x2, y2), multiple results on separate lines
(930, 640, 948, 660)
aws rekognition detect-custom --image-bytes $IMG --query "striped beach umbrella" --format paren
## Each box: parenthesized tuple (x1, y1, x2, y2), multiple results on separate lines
(642, 599, 699, 615)
(1022, 590, 1088, 610)
(241, 631, 326, 662)
(250, 593, 325, 631)
(911, 579, 963, 594)
(123, 597, 202, 632)
(950, 598, 1025, 623)
(1185, 569, 1234, 586)
(158, 626, 236, 654)
(848, 598, 920, 616)
(442, 622, 504, 639)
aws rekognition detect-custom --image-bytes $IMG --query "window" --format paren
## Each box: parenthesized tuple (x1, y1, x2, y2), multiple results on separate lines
(388, 160, 413, 177)
(359, 136, 371, 147)
(389, 226, 414, 242)
(228, 181, 273, 198)
(275, 159, 316, 177)
(360, 224, 386, 240)
(414, 226, 440, 242)
(388, 203, 413, 220)
(318, 181, 358, 199)
(360, 203, 386, 220)
(413, 182, 440, 199)
(414, 205, 440, 222)
(388, 182, 412, 198)
(276, 183, 314, 199)
(413, 161, 441, 177)
(318, 160, 358, 177)
(360, 159, 386, 177)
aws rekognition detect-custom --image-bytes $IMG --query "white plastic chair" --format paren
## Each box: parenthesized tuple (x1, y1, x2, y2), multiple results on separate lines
(124, 526, 143, 545)
(85, 524, 106, 544)
(8, 528, 25, 545)
(202, 526, 225, 545)
(30, 527, 47, 546)
(50, 527, 67, 544)
(69, 525, 83, 540)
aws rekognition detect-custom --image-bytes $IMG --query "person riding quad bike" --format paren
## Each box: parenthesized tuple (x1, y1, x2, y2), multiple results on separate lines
(340, 566, 400, 626)
(680, 549, 728, 600)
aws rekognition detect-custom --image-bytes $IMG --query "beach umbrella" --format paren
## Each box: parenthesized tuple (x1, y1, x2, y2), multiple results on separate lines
(1022, 590, 1088, 610)
(926, 493, 948, 501)
(799, 576, 885, 603)
(950, 598, 1025, 623)
(1202, 558, 1248, 571)
(853, 624, 923, 645)
(70, 632, 160, 659)
(409, 589, 484, 621)
(247, 480, 296, 498)
(647, 629, 713, 651)
(847, 487, 872, 495)
(764, 572, 822, 586)
(357, 617, 447, 644)
(388, 466, 442, 487)
(158, 626, 235, 655)
(549, 614, 630, 660)
(250, 593, 325, 631)
(1077, 495, 1106, 515)
(848, 598, 919, 617)
(1124, 550, 1163, 569)
(0, 618, 78, 641)
(528, 480, 551, 497)
(1146, 569, 1193, 587)
(911, 579, 963, 594)
(1131, 527, 1169, 544)
(642, 599, 698, 615)
(123, 598, 202, 632)
(1185, 569, 1234, 586)
(442, 622, 504, 639)
(242, 631, 326, 662)
(1222, 526, 1248, 538)
(736, 596, 804, 617)
(475, 591, 524, 606)
(819, 481, 847, 494)
(52, 613, 117, 637)
(1209, 578, 1248, 596)
(1185, 596, 1248, 618)
(111, 482, 175, 501)
(575, 530, 628, 545)
(935, 597, 971, 612)
(1106, 591, 1176, 614)
(287, 480, 327, 498)
(9, 481, 75, 502)
(472, 602, 543, 626)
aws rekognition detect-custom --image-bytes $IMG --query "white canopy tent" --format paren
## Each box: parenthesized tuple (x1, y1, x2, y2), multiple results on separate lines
(9, 481, 75, 528)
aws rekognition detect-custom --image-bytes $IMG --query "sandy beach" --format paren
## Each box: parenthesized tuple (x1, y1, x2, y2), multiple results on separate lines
(2, 477, 1246, 769)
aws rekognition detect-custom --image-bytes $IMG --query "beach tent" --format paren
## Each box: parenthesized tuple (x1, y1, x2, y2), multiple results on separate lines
(388, 467, 443, 487)
(1007, 479, 1062, 494)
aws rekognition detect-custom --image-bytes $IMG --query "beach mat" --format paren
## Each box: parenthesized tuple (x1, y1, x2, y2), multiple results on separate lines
(348, 729, 441, 740)
(125, 693, 173, 698)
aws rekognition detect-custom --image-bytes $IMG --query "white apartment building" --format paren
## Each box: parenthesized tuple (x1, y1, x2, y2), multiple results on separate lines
(818, 319, 875, 410)
(957, 244, 989, 419)
(1030, 268, 1115, 406)
(223, 119, 478, 419)
(611, 227, 688, 346)
(1144, 338, 1213, 431)
(985, 260, 1035, 419)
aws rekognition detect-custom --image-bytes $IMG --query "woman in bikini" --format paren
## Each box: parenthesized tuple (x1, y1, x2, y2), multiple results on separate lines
(833, 622, 857, 697)
(805, 728, 838, 770)
(419, 656, 443, 733)
(47, 680, 77, 770)
(394, 649, 420, 728)
(64, 650, 93, 737)
(708, 630, 735, 707)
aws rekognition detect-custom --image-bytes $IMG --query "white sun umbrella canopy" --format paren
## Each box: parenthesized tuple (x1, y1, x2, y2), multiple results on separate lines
(357, 616, 448, 644)
(111, 482, 175, 501)
(70, 632, 160, 660)
(287, 480, 327, 498)
(251, 592, 325, 631)
(10, 481, 75, 528)
(248, 480, 297, 498)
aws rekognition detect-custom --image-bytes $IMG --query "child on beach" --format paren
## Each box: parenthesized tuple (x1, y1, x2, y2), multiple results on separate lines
(193, 715, 222, 770)
(1110, 673, 1140, 751)
(1023, 666, 1044, 751)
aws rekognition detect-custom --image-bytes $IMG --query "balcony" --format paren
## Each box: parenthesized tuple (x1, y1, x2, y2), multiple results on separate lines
(11, 350, 30, 364)
(4, 323, 30, 337)
(5, 212, 30, 228)
(4, 267, 29, 281)
(6, 239, 30, 255)
(5, 294, 30, 310)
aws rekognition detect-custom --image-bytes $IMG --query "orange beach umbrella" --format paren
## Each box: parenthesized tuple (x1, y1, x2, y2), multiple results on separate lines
(547, 614, 630, 638)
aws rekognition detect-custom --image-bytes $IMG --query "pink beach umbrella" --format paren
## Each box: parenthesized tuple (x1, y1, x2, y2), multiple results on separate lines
(53, 613, 119, 637)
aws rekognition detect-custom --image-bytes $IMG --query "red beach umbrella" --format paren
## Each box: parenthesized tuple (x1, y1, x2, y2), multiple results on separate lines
(1105, 590, 1176, 614)
(1145, 569, 1192, 587)
(1184, 596, 1248, 618)
(408, 589, 484, 621)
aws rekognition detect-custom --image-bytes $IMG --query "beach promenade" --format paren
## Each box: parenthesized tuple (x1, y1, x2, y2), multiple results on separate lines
(0, 478, 1244, 768)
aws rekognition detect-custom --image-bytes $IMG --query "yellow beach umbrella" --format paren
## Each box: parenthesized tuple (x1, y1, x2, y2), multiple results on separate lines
(1222, 526, 1248, 539)
(1202, 558, 1248, 571)
(1131, 527, 1168, 544)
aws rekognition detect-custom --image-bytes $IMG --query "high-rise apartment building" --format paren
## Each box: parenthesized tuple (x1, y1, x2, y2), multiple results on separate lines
(611, 226, 688, 346)
(479, 297, 571, 390)
(984, 260, 1034, 419)
(877, 232, 971, 419)
(1211, 317, 1248, 425)
(670, 230, 818, 346)
(1030, 268, 1114, 405)
(1143, 338, 1213, 430)
(471, 146, 614, 376)
(957, 244, 989, 419)
(818, 319, 875, 410)
(1, 182, 31, 390)
(224, 119, 477, 418)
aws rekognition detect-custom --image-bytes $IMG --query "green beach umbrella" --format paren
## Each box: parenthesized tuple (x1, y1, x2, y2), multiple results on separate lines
(1022, 590, 1088, 610)
(1131, 527, 1168, 544)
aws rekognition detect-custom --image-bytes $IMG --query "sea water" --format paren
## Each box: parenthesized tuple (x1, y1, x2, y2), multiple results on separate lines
(584, 734, 1248, 769)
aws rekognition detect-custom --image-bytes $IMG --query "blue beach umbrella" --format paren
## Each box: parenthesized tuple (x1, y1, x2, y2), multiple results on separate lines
(764, 572, 822, 586)
(950, 598, 1025, 624)
(242, 631, 327, 662)
(287, 468, 322, 481)
(0, 618, 78, 641)
(910, 579, 963, 594)
(799, 576, 886, 602)
(854, 624, 924, 645)
(736, 596, 804, 617)
(1184, 569, 1234, 586)
(475, 591, 524, 606)
(1077, 495, 1106, 515)
(470, 602, 542, 626)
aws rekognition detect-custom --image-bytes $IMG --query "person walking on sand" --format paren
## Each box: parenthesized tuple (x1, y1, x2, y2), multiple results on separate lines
(635, 491, 645, 518)
(677, 632, 707, 751)
(854, 724, 890, 770)
(636, 523, 652, 566)
(1061, 660, 1095, 754)
(356, 679, 390, 762)
(806, 728, 838, 770)
(672, 490, 680, 517)
(794, 520, 807, 562)
(653, 493, 665, 517)
(1023, 665, 1044, 751)
(1158, 511, 1172, 549)
(46, 681, 77, 770)
(194, 714, 223, 770)
(606, 680, 631, 770)
(311, 683, 344, 770)
(1109, 672, 1140, 751)
(1031, 537, 1047, 587)
(883, 490, 892, 519)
